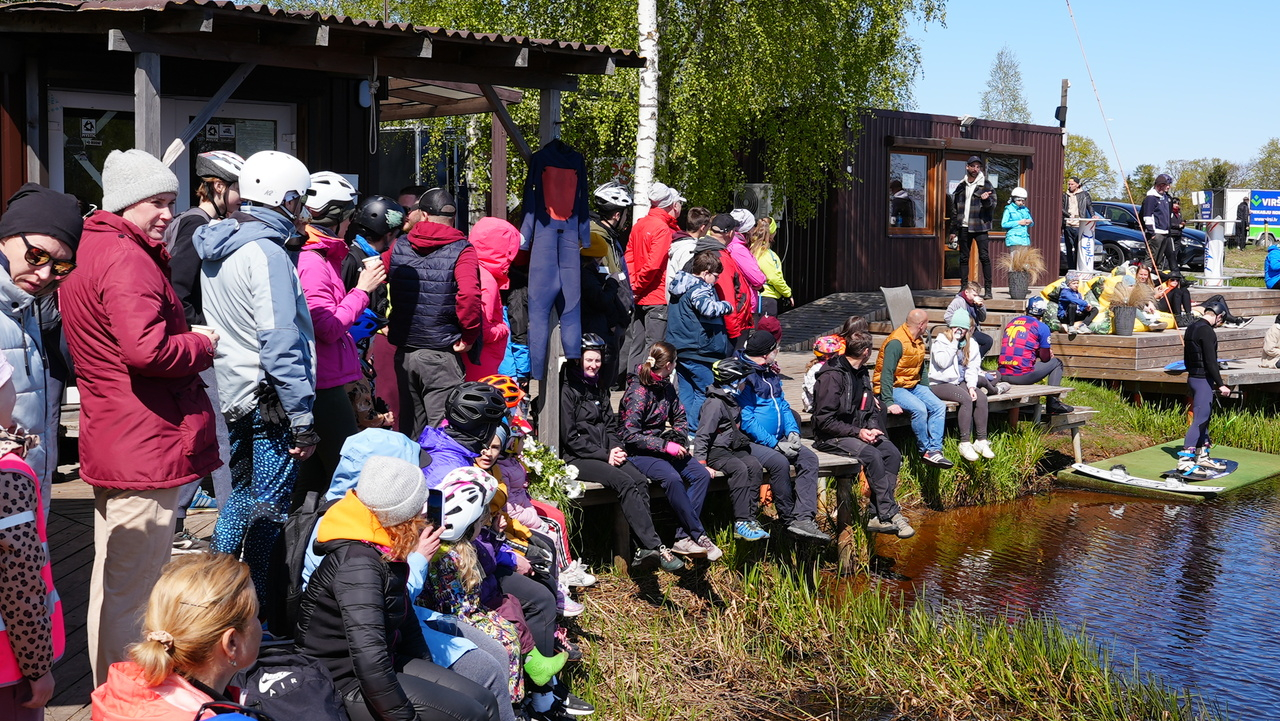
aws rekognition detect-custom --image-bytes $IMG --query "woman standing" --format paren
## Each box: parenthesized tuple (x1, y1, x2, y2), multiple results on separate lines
(60, 149, 221, 686)
(748, 218, 792, 317)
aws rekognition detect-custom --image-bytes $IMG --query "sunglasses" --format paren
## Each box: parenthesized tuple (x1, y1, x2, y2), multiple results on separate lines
(19, 234, 75, 277)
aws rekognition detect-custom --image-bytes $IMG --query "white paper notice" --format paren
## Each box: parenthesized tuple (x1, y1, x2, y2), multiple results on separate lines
(988, 173, 999, 188)
(948, 181, 960, 194)
(901, 173, 915, 190)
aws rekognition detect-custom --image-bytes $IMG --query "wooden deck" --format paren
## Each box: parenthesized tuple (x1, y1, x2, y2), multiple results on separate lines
(44, 474, 218, 721)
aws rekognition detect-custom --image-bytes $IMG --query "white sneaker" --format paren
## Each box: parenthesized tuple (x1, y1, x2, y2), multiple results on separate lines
(958, 442, 980, 462)
(996, 382, 1012, 395)
(973, 439, 996, 459)
(561, 560, 597, 588)
(671, 538, 706, 556)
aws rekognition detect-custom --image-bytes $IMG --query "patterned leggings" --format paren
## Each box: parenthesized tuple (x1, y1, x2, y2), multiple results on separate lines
(211, 409, 297, 607)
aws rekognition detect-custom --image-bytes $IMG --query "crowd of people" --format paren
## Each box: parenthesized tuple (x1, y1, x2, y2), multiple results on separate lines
(0, 141, 1271, 721)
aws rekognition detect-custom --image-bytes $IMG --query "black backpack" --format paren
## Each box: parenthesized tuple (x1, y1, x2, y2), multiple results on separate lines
(229, 646, 350, 721)
(265, 491, 339, 639)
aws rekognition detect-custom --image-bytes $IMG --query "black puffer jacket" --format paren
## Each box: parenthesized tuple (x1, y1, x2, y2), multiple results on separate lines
(812, 355, 884, 441)
(560, 368, 623, 461)
(296, 538, 430, 721)
(1183, 318, 1223, 387)
(692, 386, 751, 461)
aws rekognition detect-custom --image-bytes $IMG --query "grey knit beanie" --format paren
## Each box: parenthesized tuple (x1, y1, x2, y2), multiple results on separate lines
(101, 149, 179, 213)
(356, 455, 429, 527)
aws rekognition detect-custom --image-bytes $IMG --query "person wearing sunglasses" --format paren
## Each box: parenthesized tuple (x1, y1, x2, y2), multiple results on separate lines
(91, 554, 262, 721)
(0, 183, 82, 514)
(60, 148, 223, 687)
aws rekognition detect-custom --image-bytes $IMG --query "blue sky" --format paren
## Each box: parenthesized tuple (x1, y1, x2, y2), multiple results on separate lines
(906, 0, 1273, 174)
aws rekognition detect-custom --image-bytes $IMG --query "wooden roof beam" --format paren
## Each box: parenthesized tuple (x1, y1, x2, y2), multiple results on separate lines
(144, 8, 213, 34)
(377, 37, 432, 59)
(379, 96, 497, 120)
(480, 83, 531, 161)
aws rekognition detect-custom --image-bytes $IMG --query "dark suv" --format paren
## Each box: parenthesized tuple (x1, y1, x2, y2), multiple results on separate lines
(1090, 201, 1206, 271)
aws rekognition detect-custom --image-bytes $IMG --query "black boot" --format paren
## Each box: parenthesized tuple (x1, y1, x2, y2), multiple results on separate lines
(983, 283, 993, 300)
(1046, 397, 1074, 415)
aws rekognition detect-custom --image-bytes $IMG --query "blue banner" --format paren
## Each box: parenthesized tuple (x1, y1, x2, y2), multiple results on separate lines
(1249, 190, 1280, 227)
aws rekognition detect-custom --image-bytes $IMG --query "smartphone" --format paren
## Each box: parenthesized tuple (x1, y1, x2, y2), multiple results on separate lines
(426, 488, 444, 527)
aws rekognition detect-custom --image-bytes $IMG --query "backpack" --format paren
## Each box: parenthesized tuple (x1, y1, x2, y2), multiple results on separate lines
(229, 646, 350, 721)
(264, 491, 338, 639)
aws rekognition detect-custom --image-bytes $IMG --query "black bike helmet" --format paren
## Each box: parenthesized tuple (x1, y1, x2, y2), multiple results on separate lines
(350, 195, 406, 238)
(581, 333, 607, 353)
(445, 382, 508, 438)
(712, 357, 754, 385)
(1201, 299, 1229, 320)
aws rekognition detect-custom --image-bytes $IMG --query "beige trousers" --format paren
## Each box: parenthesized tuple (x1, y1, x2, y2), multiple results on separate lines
(88, 485, 182, 687)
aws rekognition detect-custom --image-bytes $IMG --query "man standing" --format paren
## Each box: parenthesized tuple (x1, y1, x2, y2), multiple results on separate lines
(1061, 176, 1094, 270)
(1141, 173, 1176, 271)
(387, 188, 482, 438)
(622, 181, 683, 375)
(1235, 194, 1251, 250)
(950, 156, 995, 298)
(874, 308, 953, 468)
(194, 150, 318, 606)
(998, 297, 1074, 416)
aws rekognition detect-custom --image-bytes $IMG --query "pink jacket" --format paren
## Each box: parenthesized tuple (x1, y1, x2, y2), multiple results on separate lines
(728, 232, 766, 291)
(499, 457, 546, 532)
(91, 662, 238, 721)
(464, 217, 520, 380)
(299, 227, 368, 390)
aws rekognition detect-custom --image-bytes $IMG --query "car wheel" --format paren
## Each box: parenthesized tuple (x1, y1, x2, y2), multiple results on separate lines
(1100, 243, 1126, 271)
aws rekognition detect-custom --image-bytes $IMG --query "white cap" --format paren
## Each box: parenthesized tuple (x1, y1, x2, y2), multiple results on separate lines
(647, 181, 685, 208)
(1011, 186, 1028, 199)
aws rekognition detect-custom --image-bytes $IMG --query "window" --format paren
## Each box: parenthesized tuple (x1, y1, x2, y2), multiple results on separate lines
(984, 155, 1024, 233)
(889, 152, 929, 232)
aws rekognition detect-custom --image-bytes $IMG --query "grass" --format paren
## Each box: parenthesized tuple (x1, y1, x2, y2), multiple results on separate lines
(569, 558, 1226, 721)
(1224, 246, 1265, 272)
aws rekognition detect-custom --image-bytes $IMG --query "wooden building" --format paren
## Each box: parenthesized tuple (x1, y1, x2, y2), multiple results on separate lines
(772, 109, 1065, 303)
(0, 0, 642, 213)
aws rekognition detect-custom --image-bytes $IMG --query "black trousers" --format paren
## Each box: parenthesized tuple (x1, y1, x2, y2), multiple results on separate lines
(1063, 304, 1098, 327)
(1157, 287, 1192, 316)
(705, 446, 763, 522)
(972, 329, 993, 357)
(342, 657, 501, 721)
(957, 229, 991, 287)
(568, 457, 662, 550)
(1063, 225, 1080, 270)
(815, 435, 903, 522)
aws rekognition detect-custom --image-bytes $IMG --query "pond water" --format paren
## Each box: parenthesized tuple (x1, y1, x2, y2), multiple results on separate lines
(872, 481, 1280, 720)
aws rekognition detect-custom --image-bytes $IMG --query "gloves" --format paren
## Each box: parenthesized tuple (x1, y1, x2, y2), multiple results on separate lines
(785, 432, 801, 445)
(292, 427, 321, 449)
(664, 441, 686, 457)
(253, 382, 289, 427)
(776, 440, 801, 462)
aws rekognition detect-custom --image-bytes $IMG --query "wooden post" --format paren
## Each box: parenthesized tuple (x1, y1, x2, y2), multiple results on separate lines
(613, 505, 630, 574)
(24, 57, 46, 185)
(538, 89, 560, 147)
(835, 473, 855, 574)
(134, 52, 161, 156)
(490, 113, 506, 217)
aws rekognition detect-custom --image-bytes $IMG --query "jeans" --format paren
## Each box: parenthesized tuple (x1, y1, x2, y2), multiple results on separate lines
(891, 384, 946, 453)
(527, 222, 583, 380)
(212, 408, 298, 608)
(676, 360, 715, 433)
(629, 454, 711, 540)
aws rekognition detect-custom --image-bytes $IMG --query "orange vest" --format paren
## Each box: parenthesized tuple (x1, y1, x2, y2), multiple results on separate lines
(873, 324, 926, 390)
(0, 453, 64, 686)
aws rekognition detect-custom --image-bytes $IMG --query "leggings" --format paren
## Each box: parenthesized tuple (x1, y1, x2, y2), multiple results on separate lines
(628, 454, 711, 540)
(527, 220, 582, 380)
(342, 657, 501, 721)
(815, 435, 903, 522)
(569, 457, 662, 550)
(1063, 304, 1098, 328)
(212, 408, 297, 608)
(1184, 376, 1214, 449)
(494, 567, 558, 657)
(930, 381, 989, 441)
(294, 384, 359, 508)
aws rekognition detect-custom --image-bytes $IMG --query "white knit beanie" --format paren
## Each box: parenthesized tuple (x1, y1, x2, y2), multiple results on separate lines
(101, 149, 179, 213)
(730, 208, 755, 234)
(356, 455, 429, 527)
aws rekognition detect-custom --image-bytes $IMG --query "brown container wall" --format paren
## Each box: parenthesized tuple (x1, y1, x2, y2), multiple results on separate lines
(771, 110, 1064, 300)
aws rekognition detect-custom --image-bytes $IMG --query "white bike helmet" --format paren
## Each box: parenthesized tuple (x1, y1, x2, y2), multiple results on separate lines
(306, 171, 359, 225)
(1011, 186, 1028, 199)
(437, 466, 499, 542)
(1025, 296, 1047, 317)
(593, 181, 632, 210)
(195, 150, 244, 183)
(238, 151, 312, 209)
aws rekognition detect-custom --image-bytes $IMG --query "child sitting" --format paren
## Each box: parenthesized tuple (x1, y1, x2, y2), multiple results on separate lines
(694, 357, 770, 541)
(1058, 271, 1096, 335)
(803, 335, 845, 413)
(1261, 314, 1280, 368)
(665, 249, 732, 432)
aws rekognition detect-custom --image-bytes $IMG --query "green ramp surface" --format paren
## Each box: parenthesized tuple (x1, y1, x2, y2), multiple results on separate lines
(1057, 442, 1280, 500)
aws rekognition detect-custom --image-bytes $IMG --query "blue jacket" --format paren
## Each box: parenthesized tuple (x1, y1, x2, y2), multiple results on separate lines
(665, 271, 731, 361)
(1267, 245, 1280, 290)
(300, 428, 477, 669)
(737, 353, 800, 446)
(1057, 286, 1090, 319)
(1001, 203, 1033, 246)
(1140, 188, 1171, 234)
(417, 426, 478, 489)
(193, 207, 316, 428)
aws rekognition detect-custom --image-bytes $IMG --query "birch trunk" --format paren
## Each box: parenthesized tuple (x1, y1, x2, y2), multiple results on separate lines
(633, 0, 658, 222)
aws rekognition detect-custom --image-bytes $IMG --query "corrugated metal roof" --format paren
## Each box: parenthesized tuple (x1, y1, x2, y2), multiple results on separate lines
(0, 0, 644, 65)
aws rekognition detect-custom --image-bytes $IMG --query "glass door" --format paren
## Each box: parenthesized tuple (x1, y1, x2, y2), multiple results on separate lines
(943, 155, 971, 283)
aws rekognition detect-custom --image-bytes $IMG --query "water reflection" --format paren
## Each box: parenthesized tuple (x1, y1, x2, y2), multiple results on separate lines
(865, 480, 1280, 720)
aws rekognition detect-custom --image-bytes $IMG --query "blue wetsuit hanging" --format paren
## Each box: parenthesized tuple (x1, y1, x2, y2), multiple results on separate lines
(519, 138, 591, 380)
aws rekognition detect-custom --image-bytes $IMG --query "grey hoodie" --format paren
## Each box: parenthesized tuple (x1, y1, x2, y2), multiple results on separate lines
(193, 206, 316, 429)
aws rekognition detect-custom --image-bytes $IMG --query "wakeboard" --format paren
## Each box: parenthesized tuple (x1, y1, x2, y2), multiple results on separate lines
(1161, 459, 1239, 481)
(1070, 462, 1225, 494)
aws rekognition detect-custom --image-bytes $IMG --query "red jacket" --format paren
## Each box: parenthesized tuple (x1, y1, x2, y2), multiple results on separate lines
(60, 211, 220, 490)
(713, 248, 756, 339)
(625, 206, 679, 306)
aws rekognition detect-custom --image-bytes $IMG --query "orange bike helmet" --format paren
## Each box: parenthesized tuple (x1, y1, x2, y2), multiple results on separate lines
(479, 374, 524, 409)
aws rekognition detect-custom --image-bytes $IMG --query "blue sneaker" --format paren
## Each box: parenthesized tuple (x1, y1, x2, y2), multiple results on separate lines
(734, 520, 770, 541)
(187, 488, 218, 510)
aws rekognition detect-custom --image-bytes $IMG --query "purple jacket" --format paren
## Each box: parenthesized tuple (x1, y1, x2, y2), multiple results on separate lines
(473, 527, 517, 609)
(298, 228, 368, 389)
(727, 233, 766, 291)
(418, 427, 479, 488)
